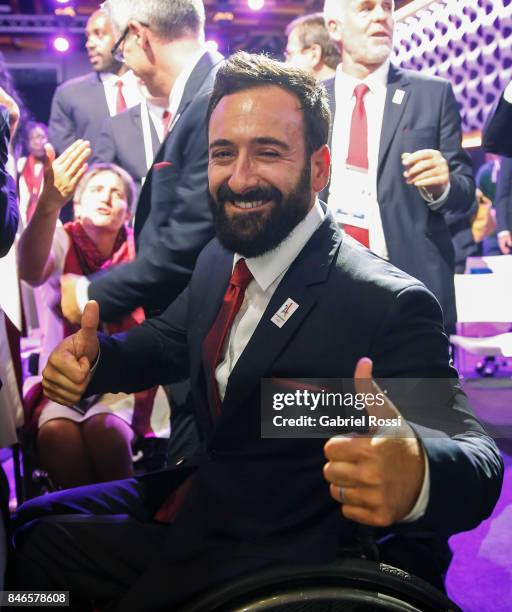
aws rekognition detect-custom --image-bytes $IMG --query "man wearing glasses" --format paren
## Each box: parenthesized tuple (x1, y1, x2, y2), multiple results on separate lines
(59, 0, 223, 460)
(48, 8, 142, 156)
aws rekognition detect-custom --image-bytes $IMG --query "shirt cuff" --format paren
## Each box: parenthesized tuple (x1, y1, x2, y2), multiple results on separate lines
(504, 82, 512, 104)
(498, 230, 511, 239)
(400, 445, 430, 523)
(76, 276, 91, 313)
(418, 182, 451, 211)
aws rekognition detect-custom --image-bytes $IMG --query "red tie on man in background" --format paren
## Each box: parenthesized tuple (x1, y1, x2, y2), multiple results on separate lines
(154, 259, 254, 523)
(115, 80, 127, 115)
(162, 110, 172, 138)
(344, 83, 370, 248)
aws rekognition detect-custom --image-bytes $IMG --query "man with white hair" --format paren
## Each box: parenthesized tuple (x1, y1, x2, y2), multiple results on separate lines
(59, 0, 223, 459)
(61, 0, 222, 325)
(322, 0, 475, 334)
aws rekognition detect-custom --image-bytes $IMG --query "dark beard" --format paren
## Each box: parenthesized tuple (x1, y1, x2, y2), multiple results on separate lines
(208, 162, 312, 258)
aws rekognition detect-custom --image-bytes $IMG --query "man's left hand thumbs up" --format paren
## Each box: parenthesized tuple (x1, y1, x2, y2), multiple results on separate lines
(323, 357, 425, 527)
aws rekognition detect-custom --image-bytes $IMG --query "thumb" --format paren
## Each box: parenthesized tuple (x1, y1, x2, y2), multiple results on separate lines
(75, 300, 100, 368)
(81, 300, 100, 336)
(353, 357, 402, 436)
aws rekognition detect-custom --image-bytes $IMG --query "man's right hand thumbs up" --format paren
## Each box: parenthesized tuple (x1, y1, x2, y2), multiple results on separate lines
(42, 301, 100, 407)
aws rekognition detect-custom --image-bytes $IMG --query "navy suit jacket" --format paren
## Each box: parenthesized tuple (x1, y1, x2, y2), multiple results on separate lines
(88, 213, 502, 608)
(482, 92, 512, 157)
(48, 72, 110, 156)
(495, 156, 512, 233)
(324, 65, 475, 331)
(0, 107, 18, 258)
(95, 103, 160, 188)
(87, 51, 223, 320)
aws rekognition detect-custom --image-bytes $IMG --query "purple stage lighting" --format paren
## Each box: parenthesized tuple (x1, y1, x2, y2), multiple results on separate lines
(248, 0, 264, 10)
(54, 36, 70, 52)
(55, 0, 72, 3)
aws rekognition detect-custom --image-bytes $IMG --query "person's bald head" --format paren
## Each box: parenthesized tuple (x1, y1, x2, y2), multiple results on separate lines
(324, 0, 395, 74)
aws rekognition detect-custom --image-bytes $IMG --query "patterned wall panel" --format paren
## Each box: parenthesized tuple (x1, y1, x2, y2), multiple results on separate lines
(393, 0, 512, 133)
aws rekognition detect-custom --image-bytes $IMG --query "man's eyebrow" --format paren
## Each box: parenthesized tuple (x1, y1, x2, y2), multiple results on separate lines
(253, 137, 290, 150)
(209, 137, 291, 150)
(209, 139, 232, 150)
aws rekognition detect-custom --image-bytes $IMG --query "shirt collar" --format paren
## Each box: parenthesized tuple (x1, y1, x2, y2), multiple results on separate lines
(168, 48, 206, 118)
(234, 198, 325, 292)
(100, 69, 137, 86)
(335, 59, 390, 99)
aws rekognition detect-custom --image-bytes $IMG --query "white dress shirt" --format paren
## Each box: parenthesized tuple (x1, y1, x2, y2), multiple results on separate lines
(100, 70, 142, 117)
(215, 199, 325, 400)
(328, 62, 449, 259)
(213, 199, 429, 523)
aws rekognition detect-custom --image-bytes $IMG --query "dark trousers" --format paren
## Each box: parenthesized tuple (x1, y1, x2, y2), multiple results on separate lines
(11, 473, 276, 611)
(11, 476, 449, 610)
(12, 478, 167, 609)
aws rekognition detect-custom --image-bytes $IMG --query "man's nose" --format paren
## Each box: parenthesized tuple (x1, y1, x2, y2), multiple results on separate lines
(227, 156, 259, 195)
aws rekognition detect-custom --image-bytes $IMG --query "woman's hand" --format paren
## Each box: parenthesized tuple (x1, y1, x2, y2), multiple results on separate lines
(40, 139, 92, 211)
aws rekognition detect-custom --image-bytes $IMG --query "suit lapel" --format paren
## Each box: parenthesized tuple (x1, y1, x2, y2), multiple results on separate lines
(87, 73, 109, 117)
(218, 216, 342, 425)
(377, 65, 410, 178)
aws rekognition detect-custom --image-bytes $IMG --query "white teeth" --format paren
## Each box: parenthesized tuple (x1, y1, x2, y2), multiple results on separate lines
(232, 200, 266, 209)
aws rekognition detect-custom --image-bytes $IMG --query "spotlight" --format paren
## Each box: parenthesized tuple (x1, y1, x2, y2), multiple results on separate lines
(205, 40, 219, 52)
(248, 0, 264, 10)
(55, 0, 72, 3)
(54, 36, 70, 52)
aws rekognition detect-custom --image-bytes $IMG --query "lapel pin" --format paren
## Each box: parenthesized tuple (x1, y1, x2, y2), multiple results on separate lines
(392, 89, 405, 105)
(271, 298, 299, 328)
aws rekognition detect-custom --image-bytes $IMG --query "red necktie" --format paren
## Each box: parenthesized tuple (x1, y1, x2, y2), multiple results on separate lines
(162, 110, 172, 137)
(115, 80, 127, 114)
(344, 83, 370, 248)
(154, 259, 253, 524)
(346, 83, 369, 171)
(202, 259, 254, 416)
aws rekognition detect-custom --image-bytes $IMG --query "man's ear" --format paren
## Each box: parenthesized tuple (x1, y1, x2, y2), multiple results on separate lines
(128, 20, 149, 48)
(311, 144, 331, 193)
(326, 18, 343, 44)
(310, 44, 323, 70)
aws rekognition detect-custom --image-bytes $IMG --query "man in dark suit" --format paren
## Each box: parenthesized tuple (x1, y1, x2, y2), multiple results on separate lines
(94, 100, 162, 190)
(60, 0, 222, 323)
(13, 54, 502, 611)
(0, 92, 19, 593)
(48, 9, 142, 156)
(494, 156, 512, 254)
(0, 101, 18, 257)
(322, 0, 475, 333)
(482, 83, 512, 158)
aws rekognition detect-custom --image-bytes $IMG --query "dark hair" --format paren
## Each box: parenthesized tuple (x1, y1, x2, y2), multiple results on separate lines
(73, 163, 137, 212)
(285, 12, 342, 71)
(207, 52, 331, 156)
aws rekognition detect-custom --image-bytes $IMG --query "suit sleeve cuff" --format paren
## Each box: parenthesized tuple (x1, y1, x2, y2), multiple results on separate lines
(418, 182, 451, 210)
(76, 276, 91, 313)
(400, 445, 430, 523)
(498, 230, 511, 238)
(504, 82, 512, 104)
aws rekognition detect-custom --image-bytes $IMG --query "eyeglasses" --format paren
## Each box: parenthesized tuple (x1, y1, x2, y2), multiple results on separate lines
(111, 26, 129, 63)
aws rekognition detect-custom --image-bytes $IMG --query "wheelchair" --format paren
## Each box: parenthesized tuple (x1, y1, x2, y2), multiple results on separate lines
(182, 558, 461, 612)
